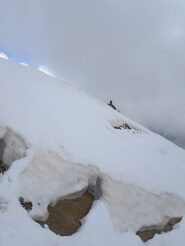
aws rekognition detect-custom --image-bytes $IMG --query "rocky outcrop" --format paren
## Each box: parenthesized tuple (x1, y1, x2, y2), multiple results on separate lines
(113, 123, 132, 130)
(0, 163, 7, 174)
(137, 217, 182, 242)
(0, 139, 5, 162)
(21, 191, 94, 236)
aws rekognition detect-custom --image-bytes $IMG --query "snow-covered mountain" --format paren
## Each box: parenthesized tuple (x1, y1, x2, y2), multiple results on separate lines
(0, 58, 185, 245)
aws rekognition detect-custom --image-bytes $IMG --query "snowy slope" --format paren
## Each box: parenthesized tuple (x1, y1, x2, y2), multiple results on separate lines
(0, 58, 185, 245)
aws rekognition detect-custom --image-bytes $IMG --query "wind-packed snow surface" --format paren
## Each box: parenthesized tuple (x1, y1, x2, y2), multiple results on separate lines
(0, 58, 185, 245)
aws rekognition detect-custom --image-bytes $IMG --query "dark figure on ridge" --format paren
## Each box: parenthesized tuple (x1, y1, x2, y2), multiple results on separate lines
(108, 100, 117, 111)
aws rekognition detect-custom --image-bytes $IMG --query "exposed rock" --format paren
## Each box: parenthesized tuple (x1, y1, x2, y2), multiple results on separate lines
(0, 163, 7, 174)
(0, 139, 5, 164)
(137, 217, 182, 242)
(113, 123, 132, 130)
(18, 189, 183, 240)
(20, 191, 94, 236)
(38, 191, 94, 235)
(19, 197, 33, 211)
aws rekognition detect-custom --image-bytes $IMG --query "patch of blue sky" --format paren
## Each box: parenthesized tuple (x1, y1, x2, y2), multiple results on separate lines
(0, 46, 35, 68)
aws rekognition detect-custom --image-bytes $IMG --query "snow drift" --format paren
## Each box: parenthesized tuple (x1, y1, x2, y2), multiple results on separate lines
(0, 58, 185, 245)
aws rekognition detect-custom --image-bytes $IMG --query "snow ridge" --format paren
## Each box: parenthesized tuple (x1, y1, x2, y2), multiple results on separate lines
(1, 59, 185, 245)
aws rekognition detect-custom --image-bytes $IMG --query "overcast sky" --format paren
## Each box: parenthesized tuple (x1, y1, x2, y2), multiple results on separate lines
(0, 0, 185, 148)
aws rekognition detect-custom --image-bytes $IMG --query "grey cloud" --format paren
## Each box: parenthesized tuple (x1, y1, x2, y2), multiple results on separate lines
(0, 0, 185, 148)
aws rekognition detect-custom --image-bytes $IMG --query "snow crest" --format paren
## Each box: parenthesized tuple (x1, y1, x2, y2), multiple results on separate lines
(0, 128, 185, 233)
